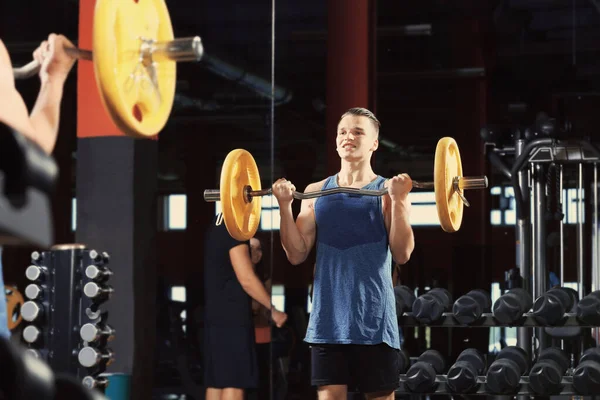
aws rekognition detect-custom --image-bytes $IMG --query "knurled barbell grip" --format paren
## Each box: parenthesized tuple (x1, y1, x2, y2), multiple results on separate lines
(203, 176, 489, 202)
(13, 36, 203, 79)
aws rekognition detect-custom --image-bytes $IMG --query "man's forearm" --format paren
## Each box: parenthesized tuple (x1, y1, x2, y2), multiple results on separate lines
(279, 204, 308, 265)
(29, 77, 66, 154)
(389, 199, 414, 264)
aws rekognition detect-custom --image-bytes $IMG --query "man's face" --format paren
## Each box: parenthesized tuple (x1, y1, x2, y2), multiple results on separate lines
(250, 238, 262, 265)
(336, 115, 378, 161)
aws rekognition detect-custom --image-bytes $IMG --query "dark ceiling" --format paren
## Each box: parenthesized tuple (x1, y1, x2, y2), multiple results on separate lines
(3, 0, 600, 190)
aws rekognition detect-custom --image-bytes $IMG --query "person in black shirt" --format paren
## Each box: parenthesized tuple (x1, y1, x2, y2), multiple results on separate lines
(203, 214, 287, 400)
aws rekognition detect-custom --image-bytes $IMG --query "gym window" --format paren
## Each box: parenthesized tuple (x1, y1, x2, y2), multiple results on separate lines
(72, 197, 77, 231)
(272, 284, 285, 311)
(165, 194, 187, 230)
(490, 186, 585, 226)
(170, 286, 186, 302)
(408, 192, 439, 226)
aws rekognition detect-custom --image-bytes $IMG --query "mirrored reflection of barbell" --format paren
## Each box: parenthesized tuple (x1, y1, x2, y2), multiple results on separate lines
(204, 137, 489, 241)
(11, 0, 204, 139)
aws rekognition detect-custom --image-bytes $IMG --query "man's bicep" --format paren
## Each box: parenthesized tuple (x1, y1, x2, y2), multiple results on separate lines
(296, 199, 317, 252)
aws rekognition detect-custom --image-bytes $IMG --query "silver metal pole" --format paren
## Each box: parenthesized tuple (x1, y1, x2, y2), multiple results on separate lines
(533, 164, 548, 350)
(516, 139, 532, 357)
(593, 164, 599, 344)
(559, 164, 565, 285)
(577, 163, 586, 297)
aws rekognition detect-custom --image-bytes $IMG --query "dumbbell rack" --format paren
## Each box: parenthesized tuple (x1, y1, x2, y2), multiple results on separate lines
(397, 375, 578, 395)
(394, 302, 600, 396)
(399, 312, 589, 327)
(19, 244, 115, 393)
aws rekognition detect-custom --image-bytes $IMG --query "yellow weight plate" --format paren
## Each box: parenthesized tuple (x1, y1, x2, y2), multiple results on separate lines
(5, 285, 24, 331)
(434, 137, 463, 232)
(220, 149, 262, 241)
(93, 0, 176, 138)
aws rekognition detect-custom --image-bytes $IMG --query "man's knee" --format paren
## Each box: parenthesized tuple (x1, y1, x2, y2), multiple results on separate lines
(221, 387, 244, 400)
(317, 384, 347, 400)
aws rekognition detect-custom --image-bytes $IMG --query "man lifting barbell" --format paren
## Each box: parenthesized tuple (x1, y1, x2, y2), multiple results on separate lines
(0, 33, 76, 339)
(273, 107, 410, 400)
(203, 106, 488, 399)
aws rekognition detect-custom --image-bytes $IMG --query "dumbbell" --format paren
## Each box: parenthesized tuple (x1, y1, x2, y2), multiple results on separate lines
(0, 337, 53, 400)
(446, 348, 486, 394)
(412, 288, 453, 324)
(452, 289, 491, 325)
(576, 290, 600, 326)
(394, 285, 416, 318)
(492, 288, 532, 325)
(573, 347, 600, 395)
(528, 347, 569, 395)
(485, 346, 529, 394)
(404, 349, 446, 393)
(532, 287, 574, 326)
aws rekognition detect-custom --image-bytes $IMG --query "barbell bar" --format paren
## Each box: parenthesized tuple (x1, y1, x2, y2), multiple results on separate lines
(10, 0, 204, 139)
(13, 36, 203, 80)
(203, 137, 489, 241)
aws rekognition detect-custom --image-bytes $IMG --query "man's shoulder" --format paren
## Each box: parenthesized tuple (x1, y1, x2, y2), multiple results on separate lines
(304, 177, 328, 192)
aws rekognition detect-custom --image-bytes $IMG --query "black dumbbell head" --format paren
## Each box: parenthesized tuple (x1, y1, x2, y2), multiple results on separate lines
(405, 361, 437, 393)
(573, 360, 600, 395)
(532, 291, 568, 326)
(577, 292, 600, 325)
(394, 286, 416, 312)
(429, 288, 453, 309)
(493, 293, 525, 324)
(447, 348, 485, 394)
(0, 338, 54, 400)
(457, 348, 486, 374)
(467, 289, 492, 311)
(497, 346, 529, 374)
(413, 294, 446, 324)
(419, 349, 445, 373)
(447, 360, 479, 394)
(452, 294, 483, 325)
(485, 358, 522, 394)
(548, 287, 575, 311)
(539, 347, 569, 372)
(529, 359, 564, 395)
(509, 288, 534, 310)
(580, 347, 600, 364)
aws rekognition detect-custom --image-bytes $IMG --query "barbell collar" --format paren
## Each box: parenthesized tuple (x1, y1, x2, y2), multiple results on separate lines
(12, 36, 203, 80)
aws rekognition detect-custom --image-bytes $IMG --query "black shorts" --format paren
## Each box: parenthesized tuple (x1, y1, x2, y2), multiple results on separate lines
(310, 343, 400, 394)
(203, 324, 258, 389)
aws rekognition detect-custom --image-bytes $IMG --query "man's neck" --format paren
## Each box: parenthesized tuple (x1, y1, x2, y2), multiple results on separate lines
(337, 160, 376, 186)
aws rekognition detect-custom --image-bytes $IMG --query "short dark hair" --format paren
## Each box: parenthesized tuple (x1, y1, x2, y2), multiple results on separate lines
(339, 107, 381, 137)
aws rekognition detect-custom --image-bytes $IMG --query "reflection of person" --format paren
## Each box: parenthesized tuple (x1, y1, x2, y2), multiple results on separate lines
(0, 34, 76, 339)
(249, 237, 274, 400)
(273, 107, 414, 399)
(203, 216, 287, 400)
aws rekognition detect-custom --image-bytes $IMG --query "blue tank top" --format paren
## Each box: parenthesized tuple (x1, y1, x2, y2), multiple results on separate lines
(0, 247, 10, 339)
(305, 174, 400, 349)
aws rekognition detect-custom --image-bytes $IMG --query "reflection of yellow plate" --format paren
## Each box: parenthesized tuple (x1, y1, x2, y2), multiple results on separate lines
(6, 285, 24, 331)
(93, 0, 176, 138)
(220, 149, 262, 241)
